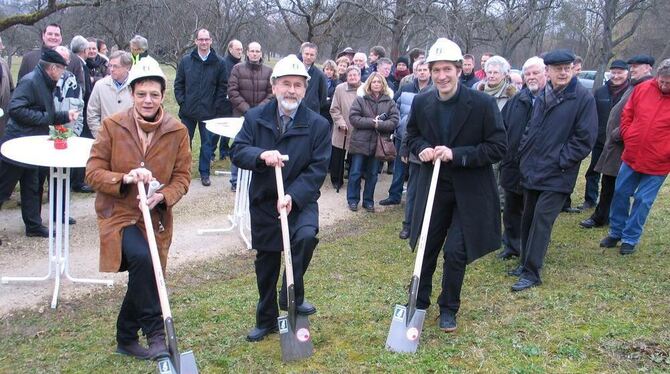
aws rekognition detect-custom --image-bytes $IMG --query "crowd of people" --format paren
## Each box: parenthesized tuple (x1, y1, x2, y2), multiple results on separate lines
(0, 23, 668, 360)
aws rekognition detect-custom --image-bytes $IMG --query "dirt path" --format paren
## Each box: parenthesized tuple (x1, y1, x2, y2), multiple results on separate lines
(0, 173, 395, 315)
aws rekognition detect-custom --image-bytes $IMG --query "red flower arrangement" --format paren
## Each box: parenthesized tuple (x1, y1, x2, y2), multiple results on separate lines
(49, 124, 73, 150)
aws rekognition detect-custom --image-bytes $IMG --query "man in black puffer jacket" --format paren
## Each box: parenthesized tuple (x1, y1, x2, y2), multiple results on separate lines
(174, 28, 228, 187)
(0, 49, 79, 237)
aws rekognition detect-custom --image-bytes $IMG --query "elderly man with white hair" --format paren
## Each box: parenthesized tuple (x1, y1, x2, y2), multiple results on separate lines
(353, 52, 370, 82)
(499, 56, 547, 262)
(475, 55, 517, 110)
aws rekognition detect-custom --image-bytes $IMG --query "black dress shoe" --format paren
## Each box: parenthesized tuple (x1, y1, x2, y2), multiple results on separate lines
(599, 235, 620, 248)
(69, 217, 76, 225)
(279, 300, 317, 315)
(438, 311, 457, 332)
(379, 198, 400, 206)
(246, 325, 278, 342)
(561, 206, 582, 213)
(116, 340, 151, 360)
(579, 217, 603, 229)
(348, 203, 358, 212)
(26, 226, 50, 238)
(511, 278, 541, 292)
(620, 243, 636, 255)
(146, 331, 169, 360)
(77, 184, 95, 193)
(201, 176, 211, 186)
(507, 265, 523, 277)
(497, 247, 519, 260)
(399, 226, 410, 239)
(231, 184, 237, 192)
(363, 204, 375, 213)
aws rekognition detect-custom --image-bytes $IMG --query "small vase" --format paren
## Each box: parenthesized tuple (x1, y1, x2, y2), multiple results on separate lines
(54, 138, 68, 150)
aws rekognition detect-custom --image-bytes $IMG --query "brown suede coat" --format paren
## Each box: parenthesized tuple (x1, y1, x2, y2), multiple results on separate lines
(86, 107, 191, 273)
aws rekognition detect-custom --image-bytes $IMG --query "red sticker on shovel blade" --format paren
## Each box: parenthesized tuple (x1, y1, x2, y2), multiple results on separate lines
(297, 328, 310, 342)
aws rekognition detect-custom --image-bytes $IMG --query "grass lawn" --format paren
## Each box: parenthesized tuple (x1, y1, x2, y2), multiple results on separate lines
(1, 178, 669, 373)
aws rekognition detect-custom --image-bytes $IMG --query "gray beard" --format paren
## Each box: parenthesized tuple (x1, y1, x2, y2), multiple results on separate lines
(278, 96, 301, 112)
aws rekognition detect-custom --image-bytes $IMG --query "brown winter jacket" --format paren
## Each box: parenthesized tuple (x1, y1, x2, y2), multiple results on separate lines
(86, 107, 191, 273)
(227, 58, 273, 116)
(348, 87, 399, 156)
(329, 82, 360, 150)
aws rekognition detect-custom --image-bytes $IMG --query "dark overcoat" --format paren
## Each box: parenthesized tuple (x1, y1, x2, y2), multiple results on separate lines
(232, 99, 331, 252)
(500, 87, 535, 194)
(518, 77, 597, 193)
(174, 48, 228, 121)
(406, 85, 507, 264)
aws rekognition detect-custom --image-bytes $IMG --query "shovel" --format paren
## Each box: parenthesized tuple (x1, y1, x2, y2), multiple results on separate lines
(274, 156, 315, 362)
(385, 158, 441, 353)
(137, 181, 198, 374)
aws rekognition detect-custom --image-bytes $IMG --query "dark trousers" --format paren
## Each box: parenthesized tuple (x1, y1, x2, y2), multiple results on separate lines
(502, 189, 524, 255)
(209, 134, 231, 160)
(519, 190, 567, 283)
(590, 174, 615, 225)
(71, 130, 94, 189)
(416, 184, 467, 314)
(254, 226, 318, 329)
(181, 116, 214, 178)
(0, 160, 42, 230)
(116, 225, 162, 344)
(329, 146, 346, 190)
(387, 137, 407, 202)
(584, 146, 603, 205)
(402, 162, 420, 229)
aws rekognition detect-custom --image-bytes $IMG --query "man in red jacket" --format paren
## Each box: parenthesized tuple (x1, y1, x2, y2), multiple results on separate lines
(600, 58, 670, 255)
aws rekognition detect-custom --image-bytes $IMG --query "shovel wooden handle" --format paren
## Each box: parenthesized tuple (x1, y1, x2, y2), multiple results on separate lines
(412, 158, 441, 278)
(274, 155, 292, 285)
(137, 182, 173, 320)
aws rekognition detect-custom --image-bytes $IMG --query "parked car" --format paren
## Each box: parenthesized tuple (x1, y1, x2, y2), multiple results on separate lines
(578, 70, 611, 90)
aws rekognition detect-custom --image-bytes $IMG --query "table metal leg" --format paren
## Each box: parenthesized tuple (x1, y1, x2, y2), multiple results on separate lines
(1, 167, 113, 309)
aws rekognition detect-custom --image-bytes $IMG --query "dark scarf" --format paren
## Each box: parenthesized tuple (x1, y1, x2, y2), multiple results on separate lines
(393, 68, 410, 82)
(86, 55, 106, 70)
(609, 80, 630, 106)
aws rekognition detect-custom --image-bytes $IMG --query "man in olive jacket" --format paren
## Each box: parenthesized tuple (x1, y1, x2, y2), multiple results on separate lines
(406, 38, 506, 332)
(513, 50, 597, 291)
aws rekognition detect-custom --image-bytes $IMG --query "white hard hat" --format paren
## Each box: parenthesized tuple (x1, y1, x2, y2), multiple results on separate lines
(426, 38, 464, 63)
(127, 56, 166, 86)
(271, 54, 310, 81)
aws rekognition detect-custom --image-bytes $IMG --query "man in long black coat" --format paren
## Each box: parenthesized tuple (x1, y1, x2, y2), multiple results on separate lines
(512, 50, 597, 291)
(232, 54, 331, 342)
(406, 38, 507, 332)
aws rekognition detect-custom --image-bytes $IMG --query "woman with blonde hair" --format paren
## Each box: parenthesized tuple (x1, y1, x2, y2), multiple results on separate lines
(347, 72, 399, 212)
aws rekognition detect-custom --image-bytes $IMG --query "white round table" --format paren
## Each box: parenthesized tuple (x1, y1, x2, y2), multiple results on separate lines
(199, 117, 252, 249)
(0, 135, 113, 308)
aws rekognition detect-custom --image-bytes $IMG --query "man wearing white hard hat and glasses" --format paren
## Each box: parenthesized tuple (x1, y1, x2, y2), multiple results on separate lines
(232, 54, 331, 342)
(405, 38, 507, 332)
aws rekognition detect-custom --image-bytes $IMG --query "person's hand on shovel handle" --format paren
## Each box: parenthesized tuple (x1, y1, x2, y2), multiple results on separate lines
(277, 194, 292, 215)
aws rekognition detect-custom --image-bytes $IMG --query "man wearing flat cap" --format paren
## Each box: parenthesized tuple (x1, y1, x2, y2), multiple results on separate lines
(586, 55, 655, 232)
(511, 49, 597, 291)
(0, 49, 80, 238)
(577, 59, 629, 219)
(336, 47, 355, 63)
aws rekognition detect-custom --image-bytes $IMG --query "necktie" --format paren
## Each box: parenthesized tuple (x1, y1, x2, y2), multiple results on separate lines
(281, 115, 291, 134)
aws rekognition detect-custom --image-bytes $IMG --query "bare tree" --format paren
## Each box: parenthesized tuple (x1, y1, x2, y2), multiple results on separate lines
(0, 0, 104, 32)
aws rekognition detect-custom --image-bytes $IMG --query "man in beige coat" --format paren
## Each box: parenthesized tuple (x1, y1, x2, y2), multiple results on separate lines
(328, 65, 362, 191)
(87, 51, 133, 138)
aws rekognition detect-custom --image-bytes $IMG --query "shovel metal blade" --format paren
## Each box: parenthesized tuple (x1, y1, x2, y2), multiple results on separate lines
(385, 304, 426, 353)
(156, 352, 198, 374)
(278, 314, 314, 362)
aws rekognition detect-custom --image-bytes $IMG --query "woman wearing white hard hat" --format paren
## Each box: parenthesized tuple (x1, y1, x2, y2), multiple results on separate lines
(86, 56, 192, 360)
(405, 38, 507, 333)
(232, 54, 331, 342)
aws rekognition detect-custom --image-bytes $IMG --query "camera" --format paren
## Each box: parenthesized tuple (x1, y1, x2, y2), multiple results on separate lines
(376, 113, 389, 121)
